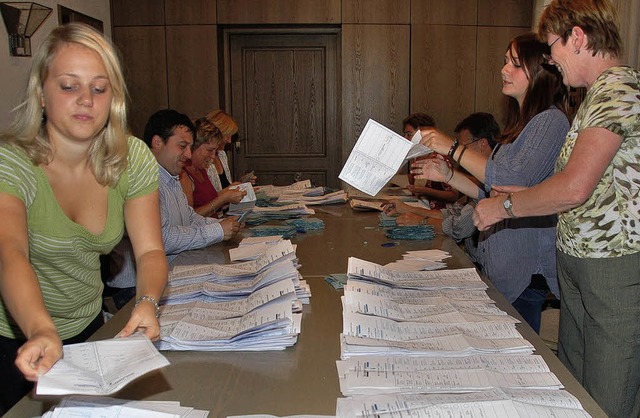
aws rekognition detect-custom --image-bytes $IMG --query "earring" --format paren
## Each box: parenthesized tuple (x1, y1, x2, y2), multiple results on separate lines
(41, 106, 46, 124)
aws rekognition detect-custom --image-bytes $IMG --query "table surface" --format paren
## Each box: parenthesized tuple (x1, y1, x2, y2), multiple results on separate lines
(5, 204, 606, 418)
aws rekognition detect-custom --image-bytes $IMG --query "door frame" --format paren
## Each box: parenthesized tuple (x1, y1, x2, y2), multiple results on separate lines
(220, 26, 342, 184)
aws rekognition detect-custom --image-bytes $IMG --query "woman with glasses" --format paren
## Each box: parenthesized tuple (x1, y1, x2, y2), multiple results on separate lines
(474, 1, 640, 416)
(413, 33, 569, 334)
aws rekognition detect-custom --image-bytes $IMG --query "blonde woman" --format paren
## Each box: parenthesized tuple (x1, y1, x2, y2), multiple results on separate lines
(0, 24, 166, 413)
(205, 109, 257, 190)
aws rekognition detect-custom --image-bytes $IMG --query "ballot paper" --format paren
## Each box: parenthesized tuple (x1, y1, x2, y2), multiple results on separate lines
(339, 119, 432, 196)
(344, 279, 493, 303)
(335, 389, 593, 418)
(336, 355, 562, 395)
(228, 182, 257, 215)
(347, 257, 488, 291)
(42, 397, 209, 418)
(36, 334, 170, 396)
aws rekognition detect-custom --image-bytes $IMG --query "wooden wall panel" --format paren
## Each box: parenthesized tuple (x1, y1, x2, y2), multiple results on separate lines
(475, 26, 531, 127)
(114, 27, 168, 138)
(166, 25, 219, 120)
(478, 0, 533, 27)
(165, 0, 216, 25)
(217, 0, 341, 24)
(111, 0, 164, 26)
(411, 25, 477, 136)
(342, 0, 410, 24)
(411, 0, 477, 25)
(341, 25, 410, 161)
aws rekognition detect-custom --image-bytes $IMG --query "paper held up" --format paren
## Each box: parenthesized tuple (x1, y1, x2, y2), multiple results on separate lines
(339, 119, 432, 196)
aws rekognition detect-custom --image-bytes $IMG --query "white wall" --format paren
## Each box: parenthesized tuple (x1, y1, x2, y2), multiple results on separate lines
(0, 0, 111, 130)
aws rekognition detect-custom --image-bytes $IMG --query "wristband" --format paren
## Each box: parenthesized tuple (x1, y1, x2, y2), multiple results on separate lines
(135, 295, 160, 318)
(447, 139, 459, 159)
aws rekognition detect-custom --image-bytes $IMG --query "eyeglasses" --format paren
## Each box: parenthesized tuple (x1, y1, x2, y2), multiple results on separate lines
(542, 35, 563, 63)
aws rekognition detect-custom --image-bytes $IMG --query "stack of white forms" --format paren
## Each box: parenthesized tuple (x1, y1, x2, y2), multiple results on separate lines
(337, 256, 593, 418)
(156, 240, 308, 351)
(42, 397, 209, 418)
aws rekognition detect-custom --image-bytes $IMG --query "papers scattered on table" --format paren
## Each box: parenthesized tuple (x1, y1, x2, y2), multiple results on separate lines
(339, 119, 432, 196)
(42, 397, 209, 418)
(36, 334, 169, 396)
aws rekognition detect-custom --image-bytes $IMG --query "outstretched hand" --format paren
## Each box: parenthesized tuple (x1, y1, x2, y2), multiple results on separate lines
(15, 329, 63, 381)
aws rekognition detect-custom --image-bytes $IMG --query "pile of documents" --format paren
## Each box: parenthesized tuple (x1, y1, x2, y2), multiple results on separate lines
(385, 225, 436, 240)
(384, 249, 450, 271)
(43, 397, 209, 418)
(283, 217, 325, 231)
(256, 180, 313, 200)
(276, 189, 348, 206)
(156, 240, 309, 351)
(245, 202, 316, 226)
(334, 256, 594, 418)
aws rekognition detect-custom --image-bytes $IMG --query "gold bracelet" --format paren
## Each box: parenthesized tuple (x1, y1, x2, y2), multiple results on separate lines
(134, 295, 160, 318)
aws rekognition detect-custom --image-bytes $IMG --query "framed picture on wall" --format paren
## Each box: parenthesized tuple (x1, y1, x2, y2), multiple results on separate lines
(58, 6, 103, 33)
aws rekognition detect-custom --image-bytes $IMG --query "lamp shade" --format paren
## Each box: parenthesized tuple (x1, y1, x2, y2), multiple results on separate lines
(1, 2, 52, 56)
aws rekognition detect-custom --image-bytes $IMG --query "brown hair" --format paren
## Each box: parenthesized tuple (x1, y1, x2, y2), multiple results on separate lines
(500, 33, 567, 144)
(537, 0, 622, 59)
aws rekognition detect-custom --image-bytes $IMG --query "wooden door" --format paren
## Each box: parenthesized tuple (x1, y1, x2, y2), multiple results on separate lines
(228, 30, 340, 188)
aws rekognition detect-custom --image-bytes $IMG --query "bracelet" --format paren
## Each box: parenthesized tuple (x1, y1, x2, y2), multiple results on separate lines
(456, 145, 467, 164)
(134, 295, 160, 318)
(445, 168, 455, 183)
(447, 139, 459, 159)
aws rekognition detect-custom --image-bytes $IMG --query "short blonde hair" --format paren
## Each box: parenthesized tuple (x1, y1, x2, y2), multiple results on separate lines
(206, 109, 238, 137)
(0, 23, 129, 187)
(194, 117, 223, 150)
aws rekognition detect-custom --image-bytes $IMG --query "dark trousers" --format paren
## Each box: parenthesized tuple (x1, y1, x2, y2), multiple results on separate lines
(512, 274, 550, 334)
(0, 313, 104, 415)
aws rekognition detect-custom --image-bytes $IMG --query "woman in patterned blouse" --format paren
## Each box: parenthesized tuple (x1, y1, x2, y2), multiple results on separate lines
(473, 1, 640, 416)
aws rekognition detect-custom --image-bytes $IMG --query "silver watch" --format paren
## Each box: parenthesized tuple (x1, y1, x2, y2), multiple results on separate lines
(503, 193, 516, 218)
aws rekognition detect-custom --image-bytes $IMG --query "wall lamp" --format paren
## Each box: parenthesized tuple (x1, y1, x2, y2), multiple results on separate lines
(1, 2, 52, 56)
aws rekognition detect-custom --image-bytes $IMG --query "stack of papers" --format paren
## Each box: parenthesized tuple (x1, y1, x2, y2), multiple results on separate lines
(256, 180, 313, 200)
(37, 334, 169, 396)
(335, 389, 593, 418)
(349, 199, 386, 211)
(283, 217, 325, 232)
(385, 225, 436, 240)
(43, 397, 209, 418)
(245, 202, 316, 226)
(337, 354, 563, 395)
(384, 249, 450, 271)
(332, 255, 593, 418)
(277, 189, 348, 206)
(157, 240, 309, 351)
(249, 224, 298, 239)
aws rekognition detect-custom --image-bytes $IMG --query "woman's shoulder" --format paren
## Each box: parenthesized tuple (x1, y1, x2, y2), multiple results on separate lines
(528, 107, 570, 130)
(0, 143, 36, 174)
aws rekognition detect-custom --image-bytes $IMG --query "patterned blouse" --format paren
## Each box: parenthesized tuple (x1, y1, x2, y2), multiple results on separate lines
(555, 66, 640, 258)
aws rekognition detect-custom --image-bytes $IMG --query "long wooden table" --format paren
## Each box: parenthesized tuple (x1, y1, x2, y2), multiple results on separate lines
(5, 204, 606, 417)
